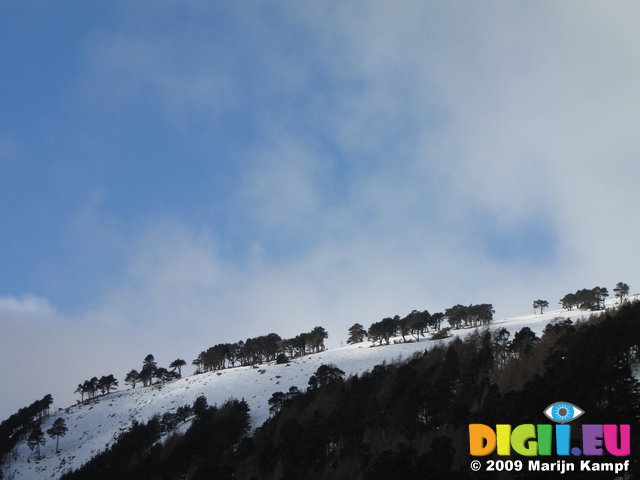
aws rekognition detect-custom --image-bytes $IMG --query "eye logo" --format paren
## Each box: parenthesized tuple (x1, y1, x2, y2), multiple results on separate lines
(543, 402, 584, 423)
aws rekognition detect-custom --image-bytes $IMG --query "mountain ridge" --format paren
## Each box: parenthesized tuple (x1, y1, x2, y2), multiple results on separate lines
(0, 305, 617, 479)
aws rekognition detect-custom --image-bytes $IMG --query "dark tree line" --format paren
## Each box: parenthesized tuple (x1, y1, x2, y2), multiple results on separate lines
(560, 285, 611, 311)
(61, 396, 250, 480)
(230, 300, 640, 479)
(538, 283, 630, 315)
(268, 364, 346, 416)
(0, 394, 53, 470)
(34, 299, 640, 479)
(307, 364, 345, 390)
(192, 326, 328, 373)
(363, 310, 443, 346)
(356, 305, 492, 347)
(268, 387, 302, 416)
(444, 303, 494, 329)
(1, 406, 66, 462)
(367, 316, 402, 346)
(124, 354, 182, 390)
(74, 375, 118, 401)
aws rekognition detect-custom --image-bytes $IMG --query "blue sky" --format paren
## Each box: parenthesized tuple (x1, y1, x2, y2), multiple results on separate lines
(2, 1, 640, 418)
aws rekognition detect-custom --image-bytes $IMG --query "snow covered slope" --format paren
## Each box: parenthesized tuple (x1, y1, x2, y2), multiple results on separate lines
(1, 307, 603, 480)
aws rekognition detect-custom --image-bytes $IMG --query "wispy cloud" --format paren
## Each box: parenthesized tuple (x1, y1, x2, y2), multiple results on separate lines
(0, 295, 56, 321)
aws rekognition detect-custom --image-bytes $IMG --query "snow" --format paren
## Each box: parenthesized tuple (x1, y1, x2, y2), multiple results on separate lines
(1, 306, 607, 480)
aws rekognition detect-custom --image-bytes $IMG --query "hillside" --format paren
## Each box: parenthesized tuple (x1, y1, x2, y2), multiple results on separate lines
(0, 306, 611, 480)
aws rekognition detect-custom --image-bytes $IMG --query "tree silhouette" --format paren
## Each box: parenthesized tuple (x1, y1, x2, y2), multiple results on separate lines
(614, 282, 630, 304)
(575, 288, 599, 310)
(47, 418, 68, 453)
(309, 326, 328, 352)
(430, 312, 445, 331)
(97, 375, 118, 395)
(510, 327, 538, 356)
(347, 323, 367, 344)
(156, 367, 179, 384)
(125, 369, 140, 388)
(192, 395, 209, 419)
(560, 293, 577, 310)
(169, 358, 187, 377)
(141, 354, 157, 387)
(533, 299, 549, 314)
(83, 378, 98, 399)
(74, 383, 85, 402)
(308, 364, 345, 389)
(397, 315, 410, 342)
(403, 310, 429, 341)
(367, 318, 397, 345)
(594, 287, 609, 309)
(268, 391, 286, 415)
(27, 427, 45, 458)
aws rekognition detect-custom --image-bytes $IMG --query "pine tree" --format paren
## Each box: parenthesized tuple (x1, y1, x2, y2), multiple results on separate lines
(346, 323, 367, 344)
(367, 322, 384, 346)
(533, 299, 549, 314)
(491, 327, 511, 369)
(309, 326, 328, 352)
(40, 394, 53, 418)
(268, 391, 286, 415)
(444, 305, 465, 329)
(575, 288, 598, 310)
(156, 367, 179, 384)
(83, 377, 99, 399)
(193, 395, 209, 419)
(510, 327, 538, 356)
(559, 293, 577, 310)
(27, 427, 45, 458)
(430, 312, 445, 331)
(125, 369, 140, 388)
(74, 383, 85, 402)
(141, 354, 157, 387)
(169, 358, 187, 377)
(406, 310, 430, 342)
(47, 418, 68, 453)
(308, 364, 345, 388)
(368, 319, 396, 345)
(594, 287, 609, 310)
(614, 282, 630, 304)
(97, 375, 118, 395)
(397, 315, 410, 342)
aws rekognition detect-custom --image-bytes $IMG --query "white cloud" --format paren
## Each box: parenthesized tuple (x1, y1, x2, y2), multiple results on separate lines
(0, 297, 125, 418)
(86, 219, 234, 335)
(241, 137, 330, 232)
(0, 295, 56, 323)
(281, 0, 640, 279)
